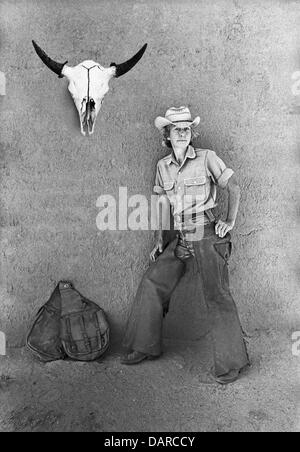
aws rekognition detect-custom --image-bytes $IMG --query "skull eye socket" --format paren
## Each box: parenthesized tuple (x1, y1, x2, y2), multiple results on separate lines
(89, 98, 95, 109)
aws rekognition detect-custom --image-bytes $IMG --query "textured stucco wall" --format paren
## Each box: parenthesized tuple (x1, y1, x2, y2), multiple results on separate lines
(0, 0, 299, 346)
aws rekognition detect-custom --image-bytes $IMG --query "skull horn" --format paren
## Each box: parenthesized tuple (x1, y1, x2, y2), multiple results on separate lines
(32, 40, 68, 78)
(110, 43, 147, 78)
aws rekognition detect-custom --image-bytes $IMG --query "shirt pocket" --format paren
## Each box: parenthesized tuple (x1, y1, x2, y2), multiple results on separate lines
(184, 175, 207, 199)
(163, 180, 175, 196)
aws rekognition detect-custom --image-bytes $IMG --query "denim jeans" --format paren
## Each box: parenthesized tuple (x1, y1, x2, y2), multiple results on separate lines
(122, 223, 249, 377)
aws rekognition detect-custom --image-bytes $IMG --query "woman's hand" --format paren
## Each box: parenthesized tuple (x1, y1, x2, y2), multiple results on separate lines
(215, 219, 235, 238)
(150, 239, 163, 262)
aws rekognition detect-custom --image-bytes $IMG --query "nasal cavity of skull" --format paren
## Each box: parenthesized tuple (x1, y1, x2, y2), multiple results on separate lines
(81, 98, 96, 134)
(89, 98, 95, 110)
(80, 97, 87, 113)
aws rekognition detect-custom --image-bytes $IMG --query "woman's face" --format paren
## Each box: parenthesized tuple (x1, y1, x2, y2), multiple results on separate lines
(169, 123, 192, 149)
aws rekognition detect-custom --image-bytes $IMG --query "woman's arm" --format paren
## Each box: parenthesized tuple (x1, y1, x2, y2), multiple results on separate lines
(150, 194, 171, 261)
(215, 175, 241, 238)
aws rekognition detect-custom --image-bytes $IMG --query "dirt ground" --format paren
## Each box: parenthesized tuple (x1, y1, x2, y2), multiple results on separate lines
(0, 329, 299, 432)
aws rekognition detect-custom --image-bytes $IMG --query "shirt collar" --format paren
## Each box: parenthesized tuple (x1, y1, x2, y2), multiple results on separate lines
(166, 145, 196, 165)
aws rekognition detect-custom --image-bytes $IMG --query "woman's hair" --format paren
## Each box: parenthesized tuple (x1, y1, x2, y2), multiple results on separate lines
(161, 124, 199, 148)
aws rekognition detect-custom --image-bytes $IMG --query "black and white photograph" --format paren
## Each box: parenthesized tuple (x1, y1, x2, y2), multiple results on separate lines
(0, 0, 299, 434)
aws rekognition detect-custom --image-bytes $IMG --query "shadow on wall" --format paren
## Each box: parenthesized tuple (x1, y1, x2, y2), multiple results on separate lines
(62, 84, 80, 132)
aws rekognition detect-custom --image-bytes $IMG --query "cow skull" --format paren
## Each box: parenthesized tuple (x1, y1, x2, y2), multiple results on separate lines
(32, 40, 147, 136)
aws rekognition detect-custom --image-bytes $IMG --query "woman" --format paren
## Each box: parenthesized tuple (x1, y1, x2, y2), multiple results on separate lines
(121, 106, 249, 384)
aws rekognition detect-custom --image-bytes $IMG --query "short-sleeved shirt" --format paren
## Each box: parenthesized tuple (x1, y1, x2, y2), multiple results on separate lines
(153, 146, 234, 227)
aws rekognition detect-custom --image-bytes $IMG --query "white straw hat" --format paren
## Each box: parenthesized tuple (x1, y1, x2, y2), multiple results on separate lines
(154, 106, 200, 131)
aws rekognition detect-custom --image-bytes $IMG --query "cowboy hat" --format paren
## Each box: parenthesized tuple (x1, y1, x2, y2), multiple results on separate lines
(154, 106, 200, 131)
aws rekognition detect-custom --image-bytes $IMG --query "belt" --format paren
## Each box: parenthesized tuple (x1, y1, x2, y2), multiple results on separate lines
(177, 221, 216, 243)
(174, 209, 215, 226)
